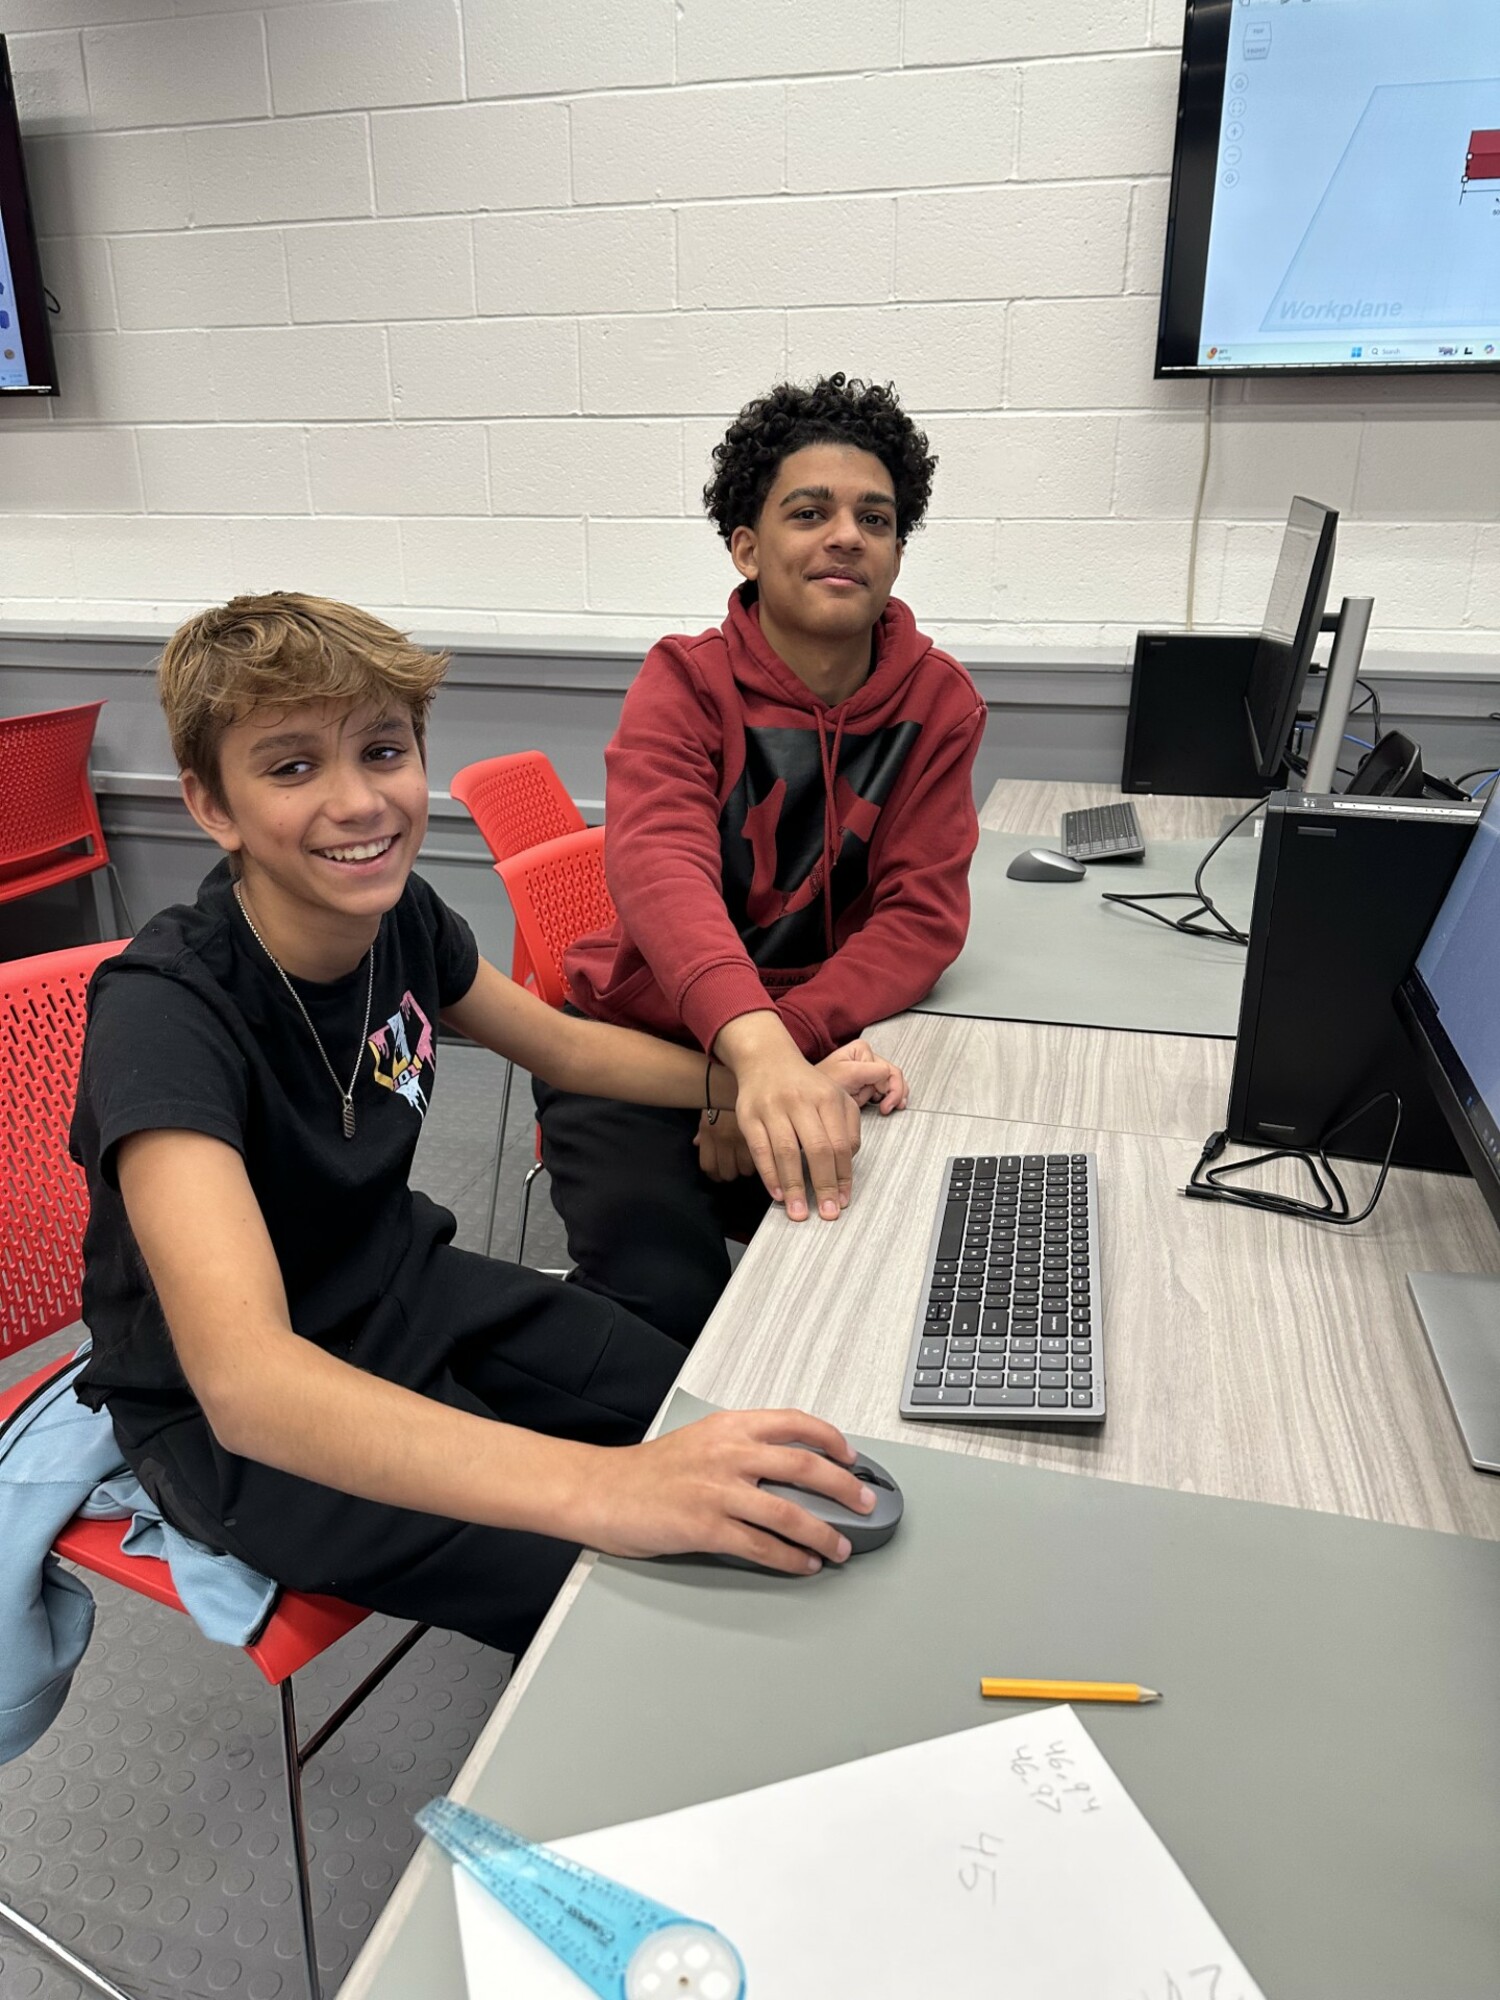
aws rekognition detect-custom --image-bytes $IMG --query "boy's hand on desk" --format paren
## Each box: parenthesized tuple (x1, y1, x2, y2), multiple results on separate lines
(817, 1039, 909, 1115)
(583, 1409, 873, 1574)
(716, 1013, 860, 1222)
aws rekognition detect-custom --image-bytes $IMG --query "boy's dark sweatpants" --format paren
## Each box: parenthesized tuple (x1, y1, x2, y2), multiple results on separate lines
(109, 1246, 685, 1660)
(533, 1066, 773, 1350)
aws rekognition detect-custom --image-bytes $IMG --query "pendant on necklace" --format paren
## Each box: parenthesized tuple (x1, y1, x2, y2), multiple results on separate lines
(342, 1101, 356, 1140)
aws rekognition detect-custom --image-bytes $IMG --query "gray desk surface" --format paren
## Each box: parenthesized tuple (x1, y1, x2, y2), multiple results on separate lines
(914, 828, 1256, 1036)
(342, 778, 1500, 1997)
(349, 1396, 1500, 2000)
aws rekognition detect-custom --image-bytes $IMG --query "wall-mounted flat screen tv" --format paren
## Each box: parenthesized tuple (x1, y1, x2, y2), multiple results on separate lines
(0, 35, 57, 395)
(1157, 0, 1500, 377)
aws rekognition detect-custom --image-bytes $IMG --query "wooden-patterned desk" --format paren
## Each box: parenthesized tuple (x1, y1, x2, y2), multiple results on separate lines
(341, 779, 1500, 1997)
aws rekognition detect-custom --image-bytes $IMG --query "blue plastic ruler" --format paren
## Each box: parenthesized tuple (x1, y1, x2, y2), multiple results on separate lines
(417, 1796, 747, 2000)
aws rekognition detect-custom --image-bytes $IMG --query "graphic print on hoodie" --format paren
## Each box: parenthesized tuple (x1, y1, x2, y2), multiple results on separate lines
(564, 582, 986, 1060)
(722, 716, 924, 968)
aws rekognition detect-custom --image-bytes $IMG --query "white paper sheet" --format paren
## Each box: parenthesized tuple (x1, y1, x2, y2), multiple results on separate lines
(452, 1707, 1266, 2000)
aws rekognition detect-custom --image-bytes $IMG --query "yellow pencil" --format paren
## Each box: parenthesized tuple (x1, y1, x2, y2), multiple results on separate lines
(979, 1678, 1161, 1704)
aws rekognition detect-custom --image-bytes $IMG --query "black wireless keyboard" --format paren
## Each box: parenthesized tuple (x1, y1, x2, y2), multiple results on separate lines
(1060, 801, 1145, 861)
(899, 1153, 1105, 1425)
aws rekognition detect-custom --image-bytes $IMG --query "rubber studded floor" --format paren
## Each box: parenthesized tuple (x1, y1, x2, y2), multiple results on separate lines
(0, 1044, 567, 1998)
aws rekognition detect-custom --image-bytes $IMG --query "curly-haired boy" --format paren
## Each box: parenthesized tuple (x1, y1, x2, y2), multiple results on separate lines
(538, 374, 987, 1345)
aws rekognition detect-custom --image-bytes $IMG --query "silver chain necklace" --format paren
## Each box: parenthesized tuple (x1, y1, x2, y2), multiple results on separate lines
(234, 881, 376, 1140)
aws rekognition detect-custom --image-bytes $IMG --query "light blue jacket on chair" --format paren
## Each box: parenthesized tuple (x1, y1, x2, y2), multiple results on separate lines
(0, 1345, 277, 1764)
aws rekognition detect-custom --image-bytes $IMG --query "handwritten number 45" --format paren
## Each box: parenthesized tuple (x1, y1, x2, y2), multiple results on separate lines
(957, 1830, 1003, 1901)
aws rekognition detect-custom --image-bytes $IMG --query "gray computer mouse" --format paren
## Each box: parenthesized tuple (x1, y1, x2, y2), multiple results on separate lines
(757, 1443, 904, 1555)
(1006, 847, 1087, 883)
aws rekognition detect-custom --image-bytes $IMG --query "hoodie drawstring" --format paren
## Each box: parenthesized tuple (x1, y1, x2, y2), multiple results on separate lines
(815, 708, 847, 956)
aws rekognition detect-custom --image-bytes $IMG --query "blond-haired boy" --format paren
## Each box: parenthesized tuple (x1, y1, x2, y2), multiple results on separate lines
(70, 593, 903, 1654)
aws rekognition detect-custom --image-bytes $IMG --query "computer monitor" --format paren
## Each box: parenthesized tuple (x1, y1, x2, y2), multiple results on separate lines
(1396, 779, 1500, 1473)
(1242, 496, 1339, 783)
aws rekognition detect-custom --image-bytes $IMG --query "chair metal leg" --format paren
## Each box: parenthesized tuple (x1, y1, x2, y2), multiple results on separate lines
(483, 1058, 515, 1256)
(0, 1894, 137, 2000)
(516, 1159, 545, 1267)
(276, 1621, 430, 1998)
(105, 861, 135, 936)
(279, 1679, 322, 2000)
(88, 864, 116, 945)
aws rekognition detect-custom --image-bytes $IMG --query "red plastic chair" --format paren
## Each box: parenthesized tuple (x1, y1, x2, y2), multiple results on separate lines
(493, 827, 617, 1262)
(448, 753, 588, 1250)
(449, 751, 587, 983)
(0, 944, 426, 2000)
(0, 702, 127, 940)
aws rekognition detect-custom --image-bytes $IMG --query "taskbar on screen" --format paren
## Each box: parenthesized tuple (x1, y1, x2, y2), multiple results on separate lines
(1191, 336, 1500, 370)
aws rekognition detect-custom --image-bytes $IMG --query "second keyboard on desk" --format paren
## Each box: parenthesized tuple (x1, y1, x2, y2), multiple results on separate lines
(1060, 800, 1145, 861)
(899, 1153, 1106, 1425)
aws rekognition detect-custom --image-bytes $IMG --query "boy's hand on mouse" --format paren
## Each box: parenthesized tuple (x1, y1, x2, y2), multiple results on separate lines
(816, 1039, 909, 1115)
(581, 1409, 876, 1575)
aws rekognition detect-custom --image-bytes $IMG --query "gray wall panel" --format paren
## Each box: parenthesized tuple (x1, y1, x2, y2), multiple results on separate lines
(4, 628, 1498, 965)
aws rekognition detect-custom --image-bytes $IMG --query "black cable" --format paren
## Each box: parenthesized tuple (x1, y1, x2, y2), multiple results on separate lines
(1183, 1091, 1402, 1227)
(1349, 677, 1381, 739)
(43, 286, 61, 316)
(1099, 795, 1263, 948)
(1453, 765, 1499, 788)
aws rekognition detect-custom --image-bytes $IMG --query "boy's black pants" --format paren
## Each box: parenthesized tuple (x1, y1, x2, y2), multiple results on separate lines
(110, 1246, 685, 1660)
(532, 1070, 772, 1348)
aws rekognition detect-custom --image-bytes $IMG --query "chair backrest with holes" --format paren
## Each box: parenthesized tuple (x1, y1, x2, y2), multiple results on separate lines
(450, 753, 589, 988)
(494, 827, 616, 1011)
(0, 702, 111, 905)
(1, 940, 127, 1356)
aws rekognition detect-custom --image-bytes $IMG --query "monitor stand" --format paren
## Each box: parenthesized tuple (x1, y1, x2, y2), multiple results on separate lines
(1406, 1272, 1500, 1473)
(1301, 595, 1373, 793)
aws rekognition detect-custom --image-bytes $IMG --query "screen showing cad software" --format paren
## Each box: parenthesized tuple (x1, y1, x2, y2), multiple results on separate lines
(0, 201, 32, 391)
(1197, 0, 1500, 371)
(1414, 789, 1500, 1170)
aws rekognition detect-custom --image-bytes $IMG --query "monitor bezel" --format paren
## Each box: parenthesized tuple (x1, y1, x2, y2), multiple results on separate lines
(1397, 948, 1500, 1241)
(1242, 497, 1339, 784)
(0, 36, 59, 397)
(1155, 0, 1500, 380)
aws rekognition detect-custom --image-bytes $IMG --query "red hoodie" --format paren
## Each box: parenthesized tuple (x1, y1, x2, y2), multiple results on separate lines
(565, 585, 986, 1062)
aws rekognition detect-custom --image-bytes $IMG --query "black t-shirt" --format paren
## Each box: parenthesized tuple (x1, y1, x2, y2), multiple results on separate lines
(70, 860, 479, 1425)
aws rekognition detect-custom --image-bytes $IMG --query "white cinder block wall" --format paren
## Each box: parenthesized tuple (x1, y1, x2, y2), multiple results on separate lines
(4, 0, 1499, 652)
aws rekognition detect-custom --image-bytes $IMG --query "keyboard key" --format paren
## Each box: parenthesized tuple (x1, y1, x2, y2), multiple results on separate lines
(1039, 1389, 1068, 1408)
(952, 1308, 980, 1338)
(1040, 1371, 1069, 1389)
(977, 1387, 1036, 1407)
(944, 1370, 974, 1387)
(910, 1386, 973, 1405)
(913, 1369, 943, 1387)
(918, 1341, 947, 1368)
(1007, 1371, 1036, 1388)
(1071, 1391, 1094, 1408)
(976, 1370, 1008, 1388)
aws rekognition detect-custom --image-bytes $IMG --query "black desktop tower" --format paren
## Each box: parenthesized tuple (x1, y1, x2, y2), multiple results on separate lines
(1121, 631, 1273, 797)
(1227, 794, 1480, 1172)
